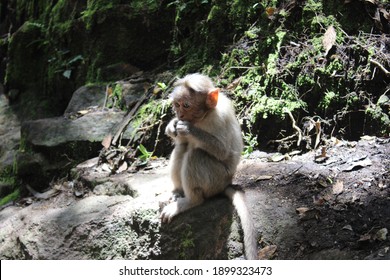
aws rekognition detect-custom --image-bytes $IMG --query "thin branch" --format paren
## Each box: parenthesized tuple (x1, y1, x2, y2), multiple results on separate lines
(285, 109, 303, 146)
(370, 59, 390, 77)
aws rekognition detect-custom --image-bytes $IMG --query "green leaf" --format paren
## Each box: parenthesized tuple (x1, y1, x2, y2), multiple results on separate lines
(63, 70, 72, 79)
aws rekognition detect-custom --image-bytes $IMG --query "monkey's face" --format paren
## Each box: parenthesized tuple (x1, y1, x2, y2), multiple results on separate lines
(172, 97, 208, 123)
(171, 86, 209, 123)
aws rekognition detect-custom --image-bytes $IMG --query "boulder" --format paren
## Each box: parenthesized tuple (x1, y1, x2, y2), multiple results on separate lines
(0, 161, 238, 259)
(17, 79, 148, 189)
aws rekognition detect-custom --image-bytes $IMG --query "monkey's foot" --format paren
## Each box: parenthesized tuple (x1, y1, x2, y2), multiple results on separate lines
(160, 202, 179, 223)
(170, 191, 183, 202)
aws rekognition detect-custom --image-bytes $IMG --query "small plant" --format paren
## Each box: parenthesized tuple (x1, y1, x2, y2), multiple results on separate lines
(242, 131, 258, 156)
(137, 144, 153, 163)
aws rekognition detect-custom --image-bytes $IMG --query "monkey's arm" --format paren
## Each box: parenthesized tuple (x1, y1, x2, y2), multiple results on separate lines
(176, 121, 230, 161)
(165, 118, 179, 139)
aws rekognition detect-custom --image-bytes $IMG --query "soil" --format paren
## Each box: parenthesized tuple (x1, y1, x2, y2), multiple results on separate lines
(236, 137, 390, 259)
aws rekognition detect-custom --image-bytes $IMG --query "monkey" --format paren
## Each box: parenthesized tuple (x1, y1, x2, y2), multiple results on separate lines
(160, 73, 257, 260)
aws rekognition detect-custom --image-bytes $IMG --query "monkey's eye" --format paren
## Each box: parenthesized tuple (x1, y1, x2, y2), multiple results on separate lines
(174, 102, 180, 108)
(183, 102, 190, 109)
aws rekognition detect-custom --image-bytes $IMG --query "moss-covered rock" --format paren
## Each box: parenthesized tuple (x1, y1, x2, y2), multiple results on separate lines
(1, 0, 174, 119)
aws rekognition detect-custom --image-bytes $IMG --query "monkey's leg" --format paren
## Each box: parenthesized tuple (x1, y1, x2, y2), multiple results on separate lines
(161, 148, 207, 223)
(160, 189, 204, 223)
(186, 148, 232, 198)
(168, 143, 187, 195)
(161, 148, 228, 223)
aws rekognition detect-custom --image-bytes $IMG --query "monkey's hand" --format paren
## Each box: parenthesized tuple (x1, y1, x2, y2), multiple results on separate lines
(176, 120, 191, 137)
(160, 202, 179, 223)
(165, 119, 179, 138)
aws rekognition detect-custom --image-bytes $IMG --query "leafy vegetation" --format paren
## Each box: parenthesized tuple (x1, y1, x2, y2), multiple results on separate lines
(167, 0, 390, 152)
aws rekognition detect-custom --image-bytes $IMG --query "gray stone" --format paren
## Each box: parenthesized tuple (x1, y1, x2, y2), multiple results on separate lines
(22, 110, 132, 147)
(64, 85, 106, 115)
(0, 162, 237, 260)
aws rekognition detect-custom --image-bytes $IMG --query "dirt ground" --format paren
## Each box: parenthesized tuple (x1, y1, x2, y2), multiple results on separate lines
(236, 137, 390, 259)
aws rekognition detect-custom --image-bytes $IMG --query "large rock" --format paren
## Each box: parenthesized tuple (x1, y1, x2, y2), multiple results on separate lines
(0, 161, 238, 259)
(22, 110, 131, 148)
(64, 85, 106, 115)
(0, 93, 20, 197)
(17, 81, 147, 189)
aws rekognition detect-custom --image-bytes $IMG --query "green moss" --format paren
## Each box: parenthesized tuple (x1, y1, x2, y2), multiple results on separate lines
(0, 164, 20, 207)
(0, 189, 20, 207)
(179, 225, 195, 259)
(365, 107, 390, 136)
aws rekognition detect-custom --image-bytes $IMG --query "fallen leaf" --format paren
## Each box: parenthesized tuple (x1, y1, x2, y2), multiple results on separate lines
(270, 153, 286, 162)
(358, 233, 372, 242)
(258, 245, 277, 260)
(342, 158, 372, 171)
(102, 134, 112, 149)
(255, 175, 273, 181)
(377, 94, 389, 105)
(101, 163, 112, 172)
(296, 207, 320, 220)
(117, 161, 128, 173)
(323, 25, 337, 56)
(375, 228, 388, 241)
(342, 224, 353, 231)
(296, 207, 310, 214)
(332, 180, 344, 195)
(265, 7, 276, 18)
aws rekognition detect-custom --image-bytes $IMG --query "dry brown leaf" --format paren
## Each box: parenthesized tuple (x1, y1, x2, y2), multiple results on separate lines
(102, 134, 112, 149)
(258, 245, 277, 260)
(117, 161, 128, 173)
(296, 207, 310, 214)
(296, 207, 319, 220)
(332, 180, 344, 195)
(266, 7, 276, 18)
(323, 25, 337, 56)
(358, 233, 372, 242)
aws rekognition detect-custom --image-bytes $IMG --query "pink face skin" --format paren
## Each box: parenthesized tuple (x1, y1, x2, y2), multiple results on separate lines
(172, 90, 208, 123)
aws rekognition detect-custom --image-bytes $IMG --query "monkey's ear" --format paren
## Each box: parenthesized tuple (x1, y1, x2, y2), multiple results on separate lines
(206, 88, 219, 108)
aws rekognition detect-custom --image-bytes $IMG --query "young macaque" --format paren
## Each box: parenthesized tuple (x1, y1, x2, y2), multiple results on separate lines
(161, 73, 257, 260)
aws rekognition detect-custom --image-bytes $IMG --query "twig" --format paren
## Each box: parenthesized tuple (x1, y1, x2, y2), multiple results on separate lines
(103, 85, 110, 109)
(285, 109, 303, 146)
(269, 134, 296, 143)
(370, 59, 390, 77)
(111, 92, 149, 146)
(314, 120, 321, 150)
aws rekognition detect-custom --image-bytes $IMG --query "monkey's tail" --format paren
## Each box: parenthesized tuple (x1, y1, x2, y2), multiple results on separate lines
(224, 186, 258, 260)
